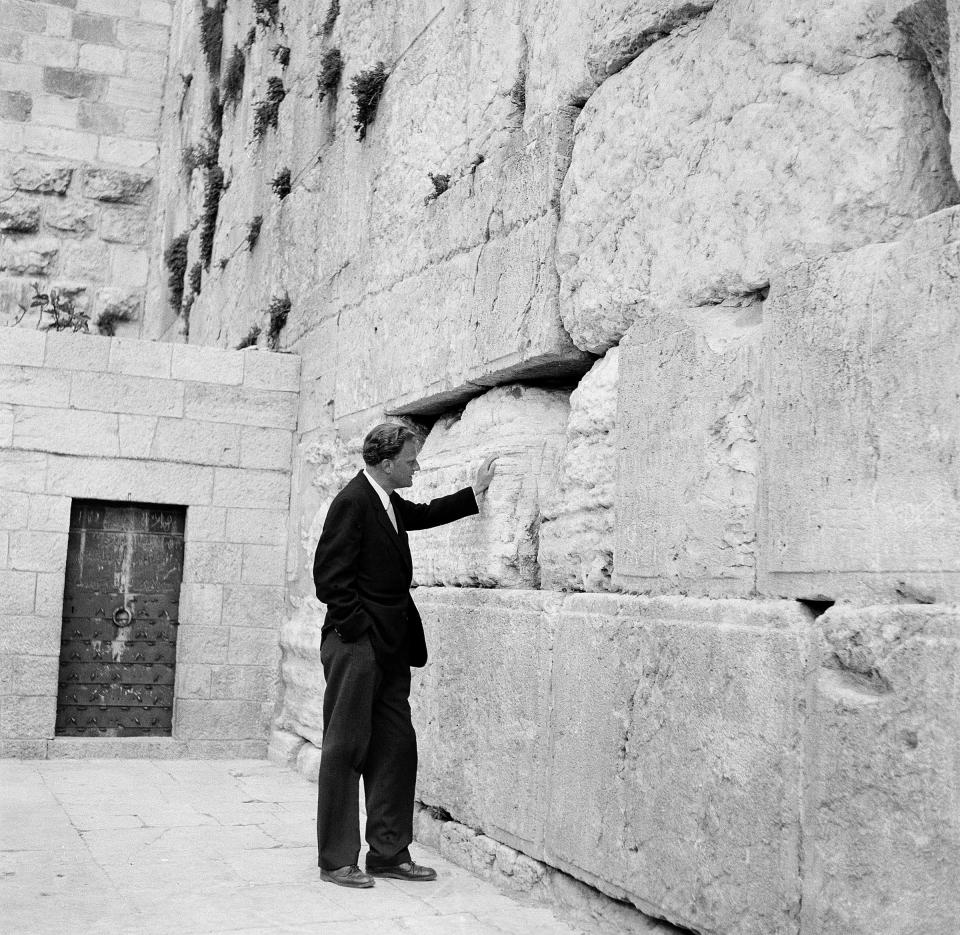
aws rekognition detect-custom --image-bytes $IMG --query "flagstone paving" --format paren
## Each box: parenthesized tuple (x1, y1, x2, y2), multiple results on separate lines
(0, 759, 584, 935)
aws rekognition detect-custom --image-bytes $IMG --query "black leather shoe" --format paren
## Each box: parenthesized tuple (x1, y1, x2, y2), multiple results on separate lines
(366, 861, 437, 882)
(320, 864, 375, 888)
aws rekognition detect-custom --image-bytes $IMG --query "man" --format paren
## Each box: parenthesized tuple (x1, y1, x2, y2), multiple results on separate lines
(313, 422, 497, 888)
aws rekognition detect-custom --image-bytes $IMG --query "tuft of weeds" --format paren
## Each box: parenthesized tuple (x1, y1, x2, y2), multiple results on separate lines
(95, 306, 131, 337)
(317, 48, 342, 101)
(253, 0, 279, 28)
(181, 131, 218, 173)
(322, 0, 339, 35)
(266, 292, 290, 350)
(222, 46, 246, 107)
(245, 26, 256, 46)
(199, 165, 225, 269)
(164, 232, 190, 313)
(252, 76, 285, 141)
(188, 261, 202, 296)
(350, 61, 388, 141)
(199, 1, 224, 76)
(15, 283, 90, 332)
(272, 43, 290, 67)
(236, 323, 261, 348)
(271, 168, 291, 199)
(510, 72, 526, 113)
(246, 215, 263, 249)
(426, 172, 450, 202)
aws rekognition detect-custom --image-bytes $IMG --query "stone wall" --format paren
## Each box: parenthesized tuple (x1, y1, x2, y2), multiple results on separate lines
(0, 0, 172, 337)
(0, 327, 298, 757)
(100, 0, 960, 931)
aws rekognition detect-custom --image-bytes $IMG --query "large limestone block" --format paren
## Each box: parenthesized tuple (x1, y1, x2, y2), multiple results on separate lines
(615, 304, 761, 598)
(413, 588, 561, 859)
(803, 604, 960, 935)
(558, 0, 957, 352)
(538, 347, 618, 591)
(546, 594, 811, 935)
(273, 600, 325, 749)
(410, 385, 569, 588)
(760, 206, 960, 602)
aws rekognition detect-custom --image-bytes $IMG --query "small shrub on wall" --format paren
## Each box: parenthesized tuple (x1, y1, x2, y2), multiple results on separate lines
(164, 232, 190, 313)
(323, 0, 339, 35)
(200, 166, 225, 268)
(252, 77, 285, 141)
(266, 293, 290, 350)
(318, 48, 342, 101)
(253, 0, 279, 28)
(350, 62, 389, 140)
(199, 1, 224, 76)
(222, 47, 245, 106)
(246, 215, 263, 249)
(236, 323, 261, 348)
(272, 168, 291, 199)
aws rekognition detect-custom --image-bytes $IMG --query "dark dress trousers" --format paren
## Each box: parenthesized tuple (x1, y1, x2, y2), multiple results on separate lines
(313, 471, 478, 870)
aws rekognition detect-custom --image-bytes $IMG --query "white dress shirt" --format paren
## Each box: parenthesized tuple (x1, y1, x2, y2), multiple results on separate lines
(363, 469, 397, 531)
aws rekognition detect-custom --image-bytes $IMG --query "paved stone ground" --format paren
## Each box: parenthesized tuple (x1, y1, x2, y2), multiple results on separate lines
(1, 759, 585, 935)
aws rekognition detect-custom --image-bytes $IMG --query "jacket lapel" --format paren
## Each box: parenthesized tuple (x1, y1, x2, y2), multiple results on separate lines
(357, 473, 411, 570)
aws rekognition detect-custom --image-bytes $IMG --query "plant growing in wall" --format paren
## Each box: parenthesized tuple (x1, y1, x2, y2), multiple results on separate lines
(236, 323, 261, 348)
(510, 72, 526, 114)
(95, 307, 132, 337)
(188, 261, 203, 296)
(222, 46, 246, 107)
(253, 0, 279, 28)
(252, 77, 285, 141)
(15, 284, 90, 332)
(199, 165, 225, 268)
(246, 215, 263, 249)
(317, 48, 342, 101)
(350, 61, 389, 141)
(323, 0, 339, 35)
(199, 1, 224, 76)
(164, 232, 191, 313)
(425, 172, 450, 202)
(181, 131, 218, 173)
(266, 292, 290, 350)
(272, 42, 290, 67)
(272, 168, 291, 199)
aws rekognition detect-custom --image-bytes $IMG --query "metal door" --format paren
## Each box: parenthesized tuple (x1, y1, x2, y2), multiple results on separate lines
(56, 500, 186, 737)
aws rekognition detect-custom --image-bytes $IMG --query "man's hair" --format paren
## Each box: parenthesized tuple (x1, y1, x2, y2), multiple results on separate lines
(362, 423, 420, 466)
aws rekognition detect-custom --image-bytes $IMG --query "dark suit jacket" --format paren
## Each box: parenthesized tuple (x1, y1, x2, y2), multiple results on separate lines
(313, 471, 478, 668)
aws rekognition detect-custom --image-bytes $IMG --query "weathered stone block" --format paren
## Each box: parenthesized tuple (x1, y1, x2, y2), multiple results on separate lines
(546, 593, 810, 935)
(44, 201, 96, 234)
(42, 65, 105, 101)
(222, 585, 285, 630)
(77, 100, 123, 135)
(211, 468, 291, 510)
(12, 405, 119, 457)
(240, 544, 286, 586)
(802, 604, 960, 935)
(174, 699, 264, 740)
(411, 385, 569, 588)
(0, 490, 29, 530)
(77, 42, 126, 76)
(0, 89, 32, 122)
(6, 530, 67, 574)
(0, 693, 55, 739)
(0, 450, 47, 493)
(150, 417, 239, 467)
(170, 344, 244, 385)
(113, 415, 155, 457)
(115, 19, 168, 52)
(0, 327, 44, 367)
(81, 166, 150, 203)
(183, 541, 242, 585)
(414, 589, 562, 859)
(70, 13, 116, 46)
(236, 425, 292, 473)
(107, 244, 149, 287)
(557, 2, 957, 352)
(616, 304, 761, 598)
(93, 288, 141, 334)
(174, 663, 211, 699)
(183, 383, 298, 430)
(760, 205, 960, 602)
(97, 135, 157, 169)
(106, 336, 171, 377)
(70, 371, 184, 416)
(183, 506, 226, 543)
(267, 727, 305, 769)
(0, 236, 59, 275)
(0, 614, 60, 656)
(242, 349, 301, 393)
(539, 347, 617, 592)
(0, 196, 40, 232)
(59, 238, 109, 279)
(226, 626, 281, 666)
(275, 602, 325, 748)
(23, 125, 98, 160)
(224, 508, 288, 546)
(0, 570, 37, 615)
(178, 582, 223, 628)
(33, 572, 62, 616)
(24, 34, 79, 70)
(45, 455, 214, 505)
(175, 624, 229, 664)
(44, 331, 110, 371)
(0, 364, 70, 407)
(27, 495, 70, 533)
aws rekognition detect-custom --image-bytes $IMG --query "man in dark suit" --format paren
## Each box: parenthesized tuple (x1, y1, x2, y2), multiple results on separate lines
(313, 422, 497, 888)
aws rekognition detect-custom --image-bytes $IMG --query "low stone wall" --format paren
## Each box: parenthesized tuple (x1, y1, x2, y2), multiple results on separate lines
(0, 327, 298, 756)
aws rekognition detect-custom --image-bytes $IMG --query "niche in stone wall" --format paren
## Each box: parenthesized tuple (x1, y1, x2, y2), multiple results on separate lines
(56, 501, 186, 738)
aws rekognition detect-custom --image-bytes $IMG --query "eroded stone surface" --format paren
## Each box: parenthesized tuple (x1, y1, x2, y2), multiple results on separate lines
(803, 603, 960, 935)
(538, 347, 617, 592)
(558, 0, 957, 352)
(760, 205, 960, 602)
(410, 385, 569, 588)
(616, 303, 761, 598)
(546, 593, 811, 935)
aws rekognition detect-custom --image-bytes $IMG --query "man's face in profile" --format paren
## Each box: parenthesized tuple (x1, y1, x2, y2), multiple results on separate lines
(386, 439, 421, 488)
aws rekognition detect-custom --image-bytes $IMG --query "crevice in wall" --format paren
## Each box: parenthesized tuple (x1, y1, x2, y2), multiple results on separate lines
(797, 598, 835, 619)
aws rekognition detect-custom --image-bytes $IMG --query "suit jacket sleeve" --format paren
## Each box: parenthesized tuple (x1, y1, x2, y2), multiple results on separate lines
(312, 494, 372, 641)
(393, 486, 478, 531)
